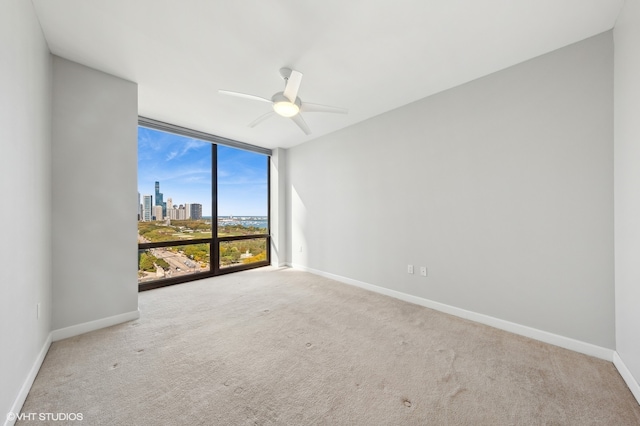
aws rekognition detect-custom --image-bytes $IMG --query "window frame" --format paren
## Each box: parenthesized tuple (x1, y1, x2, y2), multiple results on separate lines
(137, 117, 271, 291)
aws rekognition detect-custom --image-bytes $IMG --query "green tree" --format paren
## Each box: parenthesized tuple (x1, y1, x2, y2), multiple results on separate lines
(156, 258, 170, 270)
(243, 252, 267, 264)
(139, 252, 156, 272)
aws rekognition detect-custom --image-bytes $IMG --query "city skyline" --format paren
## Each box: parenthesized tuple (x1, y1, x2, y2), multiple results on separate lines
(138, 126, 268, 217)
(138, 185, 204, 221)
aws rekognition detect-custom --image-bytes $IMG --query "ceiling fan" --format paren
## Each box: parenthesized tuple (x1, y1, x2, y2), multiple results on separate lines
(219, 68, 348, 135)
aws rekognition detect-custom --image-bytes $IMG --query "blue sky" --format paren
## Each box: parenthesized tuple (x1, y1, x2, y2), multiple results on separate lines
(138, 127, 268, 217)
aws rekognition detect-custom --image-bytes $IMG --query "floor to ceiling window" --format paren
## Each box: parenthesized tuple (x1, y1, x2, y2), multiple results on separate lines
(137, 118, 270, 291)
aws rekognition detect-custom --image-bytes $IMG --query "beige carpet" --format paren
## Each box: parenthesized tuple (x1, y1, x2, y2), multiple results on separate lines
(18, 267, 640, 425)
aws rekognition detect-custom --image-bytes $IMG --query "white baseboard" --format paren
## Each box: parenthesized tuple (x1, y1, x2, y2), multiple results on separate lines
(4, 333, 52, 426)
(51, 309, 140, 342)
(289, 263, 614, 362)
(4, 310, 140, 426)
(613, 352, 640, 405)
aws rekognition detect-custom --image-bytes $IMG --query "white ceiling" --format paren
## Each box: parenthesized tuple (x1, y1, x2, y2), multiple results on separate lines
(31, 0, 623, 150)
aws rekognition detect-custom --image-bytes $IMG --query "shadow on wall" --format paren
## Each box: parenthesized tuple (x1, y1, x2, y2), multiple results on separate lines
(290, 185, 308, 266)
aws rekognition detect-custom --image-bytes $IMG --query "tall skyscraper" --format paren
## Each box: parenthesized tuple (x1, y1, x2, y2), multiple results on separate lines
(142, 195, 153, 222)
(190, 203, 203, 220)
(154, 181, 166, 217)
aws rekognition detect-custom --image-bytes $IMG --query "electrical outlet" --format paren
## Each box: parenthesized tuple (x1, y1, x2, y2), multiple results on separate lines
(420, 267, 427, 277)
(37, 303, 41, 319)
(407, 265, 414, 274)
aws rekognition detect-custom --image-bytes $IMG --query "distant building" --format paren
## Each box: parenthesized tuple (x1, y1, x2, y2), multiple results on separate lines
(153, 205, 163, 221)
(185, 203, 191, 219)
(167, 207, 176, 220)
(167, 202, 180, 220)
(154, 181, 166, 217)
(178, 204, 186, 220)
(142, 195, 153, 221)
(190, 203, 203, 220)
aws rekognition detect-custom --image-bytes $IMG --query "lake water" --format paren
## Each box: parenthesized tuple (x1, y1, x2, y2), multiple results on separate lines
(215, 216, 268, 230)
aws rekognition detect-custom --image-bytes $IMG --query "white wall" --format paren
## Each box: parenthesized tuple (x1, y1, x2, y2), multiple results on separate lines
(51, 57, 138, 331)
(614, 0, 640, 393)
(287, 32, 614, 349)
(0, 0, 52, 420)
(270, 148, 288, 267)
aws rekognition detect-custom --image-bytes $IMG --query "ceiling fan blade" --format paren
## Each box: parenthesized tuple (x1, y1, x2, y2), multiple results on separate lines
(248, 111, 276, 128)
(218, 90, 271, 103)
(291, 113, 311, 135)
(301, 102, 348, 114)
(283, 70, 303, 103)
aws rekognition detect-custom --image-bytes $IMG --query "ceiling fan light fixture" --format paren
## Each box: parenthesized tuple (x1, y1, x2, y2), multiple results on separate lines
(219, 70, 346, 135)
(273, 100, 299, 117)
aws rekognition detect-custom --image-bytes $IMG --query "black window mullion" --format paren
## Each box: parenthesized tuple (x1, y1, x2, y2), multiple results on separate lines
(139, 238, 212, 250)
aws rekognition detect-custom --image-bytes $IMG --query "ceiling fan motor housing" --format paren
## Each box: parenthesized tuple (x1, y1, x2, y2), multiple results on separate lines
(272, 92, 301, 107)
